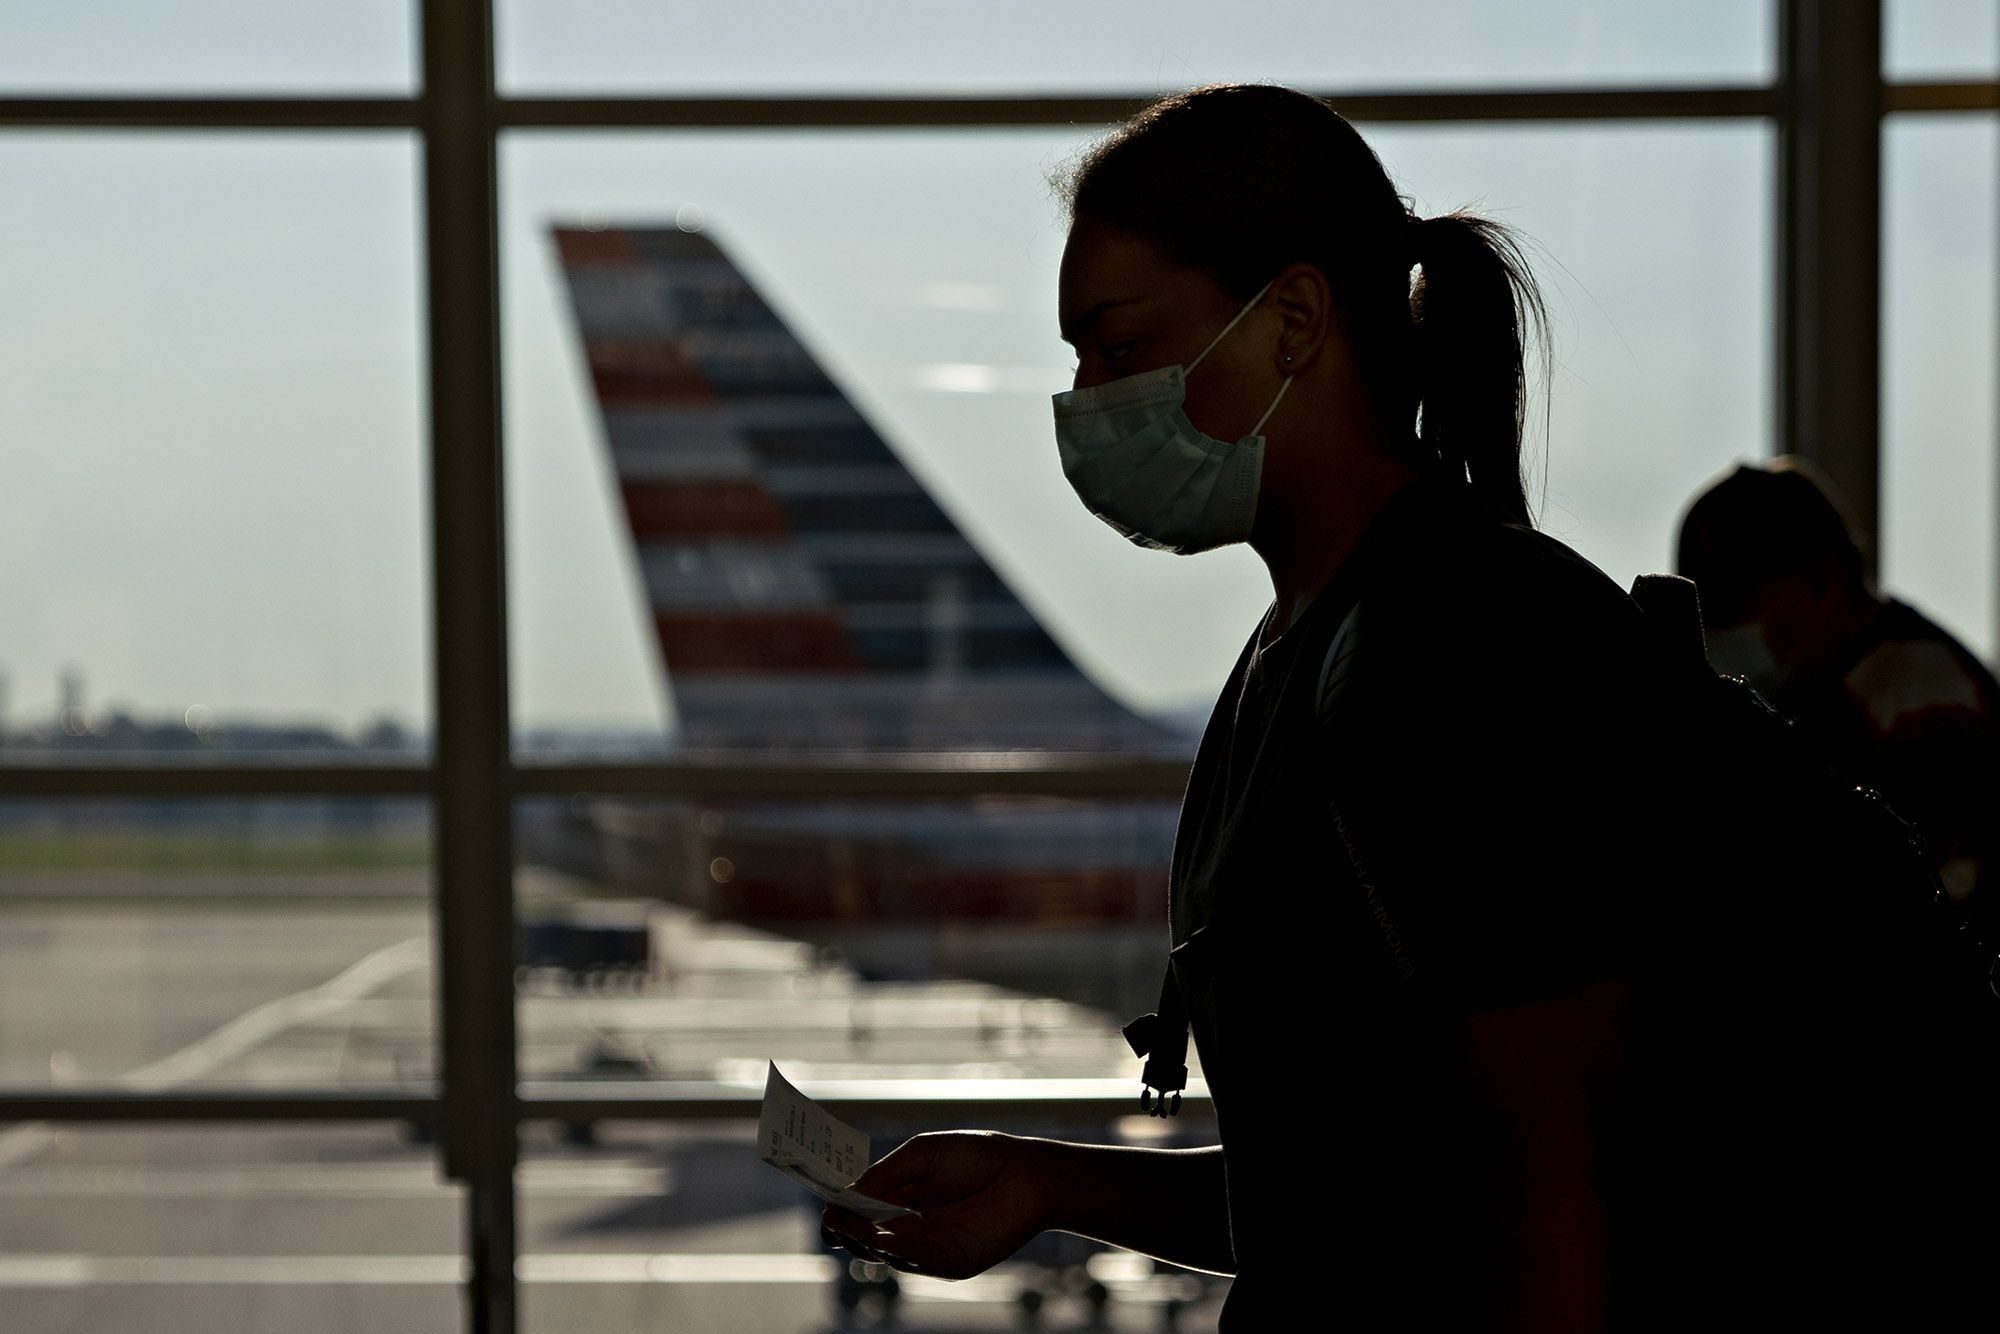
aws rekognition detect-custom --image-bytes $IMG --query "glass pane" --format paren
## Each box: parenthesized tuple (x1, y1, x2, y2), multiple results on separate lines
(516, 795, 1174, 1029)
(515, 1119, 1227, 1333)
(0, 1124, 459, 1333)
(1887, 0, 2000, 81)
(513, 821, 1225, 1331)
(1883, 114, 1999, 661)
(0, 1, 415, 93)
(0, 798, 433, 1089)
(504, 122, 1767, 1323)
(1374, 124, 1774, 587)
(502, 125, 1769, 750)
(0, 135, 428, 756)
(499, 1, 1771, 95)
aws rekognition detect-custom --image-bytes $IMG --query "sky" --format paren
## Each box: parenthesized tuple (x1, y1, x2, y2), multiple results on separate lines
(0, 2, 1993, 746)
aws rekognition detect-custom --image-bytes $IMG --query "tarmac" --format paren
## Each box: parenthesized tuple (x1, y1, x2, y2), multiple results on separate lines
(0, 868, 1227, 1333)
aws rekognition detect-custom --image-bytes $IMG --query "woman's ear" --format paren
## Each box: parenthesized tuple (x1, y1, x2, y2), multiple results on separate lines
(1269, 260, 1334, 372)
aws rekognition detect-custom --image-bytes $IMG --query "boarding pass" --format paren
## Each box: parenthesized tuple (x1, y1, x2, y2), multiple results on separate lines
(758, 1063, 916, 1222)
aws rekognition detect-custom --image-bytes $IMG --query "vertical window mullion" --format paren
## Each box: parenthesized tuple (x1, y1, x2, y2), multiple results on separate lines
(421, 1, 519, 1330)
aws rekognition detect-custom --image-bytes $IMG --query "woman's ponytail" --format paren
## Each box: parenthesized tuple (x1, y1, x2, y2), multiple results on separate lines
(1407, 212, 1548, 529)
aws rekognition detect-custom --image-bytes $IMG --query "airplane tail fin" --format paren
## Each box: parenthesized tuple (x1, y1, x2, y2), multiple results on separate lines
(552, 224, 1172, 753)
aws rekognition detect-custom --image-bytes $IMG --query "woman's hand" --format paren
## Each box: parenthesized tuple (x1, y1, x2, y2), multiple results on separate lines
(820, 1130, 1053, 1280)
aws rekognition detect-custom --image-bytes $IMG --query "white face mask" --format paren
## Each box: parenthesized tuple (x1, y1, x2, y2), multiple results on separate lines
(1050, 279, 1293, 554)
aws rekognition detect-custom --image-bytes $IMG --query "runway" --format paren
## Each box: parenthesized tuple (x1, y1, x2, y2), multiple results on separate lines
(0, 868, 1226, 1332)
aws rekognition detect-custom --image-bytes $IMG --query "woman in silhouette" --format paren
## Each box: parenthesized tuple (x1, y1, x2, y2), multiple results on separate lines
(824, 84, 1659, 1331)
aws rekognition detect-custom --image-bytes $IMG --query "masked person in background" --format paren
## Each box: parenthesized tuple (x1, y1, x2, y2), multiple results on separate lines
(1678, 458, 2000, 943)
(823, 82, 1708, 1332)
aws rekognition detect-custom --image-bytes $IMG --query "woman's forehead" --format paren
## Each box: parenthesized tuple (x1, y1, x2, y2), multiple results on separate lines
(1060, 219, 1169, 286)
(1057, 222, 1213, 327)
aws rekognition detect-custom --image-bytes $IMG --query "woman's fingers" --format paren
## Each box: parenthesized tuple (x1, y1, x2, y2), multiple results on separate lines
(821, 1207, 916, 1260)
(821, 1218, 884, 1258)
(849, 1133, 943, 1200)
(820, 1133, 1024, 1281)
(820, 1217, 929, 1274)
(820, 1204, 875, 1237)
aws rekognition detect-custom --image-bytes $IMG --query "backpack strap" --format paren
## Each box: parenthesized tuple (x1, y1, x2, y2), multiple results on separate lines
(1630, 573, 1710, 677)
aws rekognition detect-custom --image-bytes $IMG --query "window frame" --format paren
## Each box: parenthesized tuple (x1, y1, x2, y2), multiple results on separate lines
(0, 1, 1992, 1328)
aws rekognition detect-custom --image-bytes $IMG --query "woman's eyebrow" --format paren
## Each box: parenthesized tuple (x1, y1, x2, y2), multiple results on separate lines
(1059, 296, 1145, 347)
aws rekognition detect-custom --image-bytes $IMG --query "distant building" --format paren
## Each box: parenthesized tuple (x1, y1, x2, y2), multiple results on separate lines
(57, 665, 84, 734)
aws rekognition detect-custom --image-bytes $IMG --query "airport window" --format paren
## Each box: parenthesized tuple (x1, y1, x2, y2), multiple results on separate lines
(496, 112, 1770, 1329)
(1314, 123, 1774, 586)
(505, 123, 1770, 754)
(1, 0, 1996, 1329)
(0, 798, 435, 1090)
(1881, 111, 2000, 660)
(0, 0, 417, 94)
(0, 1124, 463, 1329)
(495, 0, 1773, 95)
(1887, 0, 2000, 80)
(0, 135, 430, 758)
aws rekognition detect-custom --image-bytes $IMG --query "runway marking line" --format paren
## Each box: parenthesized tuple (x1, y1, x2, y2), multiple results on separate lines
(0, 933, 429, 1173)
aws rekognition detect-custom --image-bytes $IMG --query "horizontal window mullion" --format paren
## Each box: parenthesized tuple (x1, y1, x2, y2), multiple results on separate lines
(517, 1080, 1211, 1126)
(0, 764, 433, 798)
(0, 1089, 438, 1122)
(1884, 81, 2000, 113)
(0, 97, 421, 129)
(0, 84, 1987, 135)
(498, 85, 1780, 130)
(0, 85, 1790, 134)
(0, 1085, 1213, 1127)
